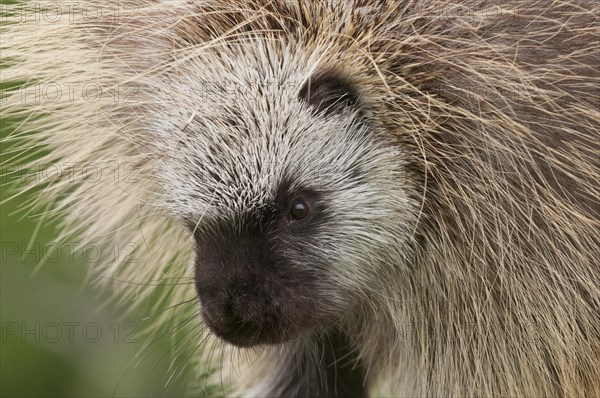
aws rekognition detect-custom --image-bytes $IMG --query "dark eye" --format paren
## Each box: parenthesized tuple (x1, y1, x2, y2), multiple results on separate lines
(289, 200, 309, 221)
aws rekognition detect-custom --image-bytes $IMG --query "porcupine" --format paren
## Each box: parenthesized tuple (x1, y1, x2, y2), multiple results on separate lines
(1, 0, 599, 396)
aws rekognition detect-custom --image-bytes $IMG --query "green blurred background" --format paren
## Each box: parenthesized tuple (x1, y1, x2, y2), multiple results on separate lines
(0, 2, 199, 396)
(0, 199, 192, 398)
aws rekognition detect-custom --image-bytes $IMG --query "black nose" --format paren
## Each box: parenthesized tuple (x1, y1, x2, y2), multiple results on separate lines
(201, 281, 257, 328)
(197, 277, 279, 347)
(200, 291, 240, 332)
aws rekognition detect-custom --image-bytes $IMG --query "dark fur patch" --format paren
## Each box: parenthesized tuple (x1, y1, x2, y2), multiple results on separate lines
(274, 329, 368, 398)
(299, 72, 360, 117)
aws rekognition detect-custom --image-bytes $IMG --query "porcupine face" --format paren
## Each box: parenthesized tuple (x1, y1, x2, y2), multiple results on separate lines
(155, 40, 414, 347)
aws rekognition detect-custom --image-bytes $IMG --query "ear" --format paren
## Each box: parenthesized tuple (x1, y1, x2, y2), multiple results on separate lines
(298, 72, 360, 117)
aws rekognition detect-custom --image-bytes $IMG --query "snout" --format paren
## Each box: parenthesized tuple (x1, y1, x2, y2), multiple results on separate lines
(196, 275, 288, 346)
(191, 213, 330, 347)
(193, 232, 322, 347)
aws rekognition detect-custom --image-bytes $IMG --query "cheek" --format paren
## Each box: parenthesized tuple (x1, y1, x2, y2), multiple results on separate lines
(318, 203, 415, 296)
